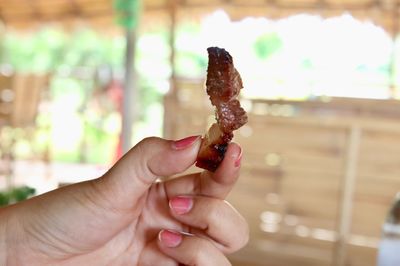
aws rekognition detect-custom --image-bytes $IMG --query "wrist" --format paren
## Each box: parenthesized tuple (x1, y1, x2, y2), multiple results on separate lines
(0, 205, 23, 266)
(0, 206, 10, 265)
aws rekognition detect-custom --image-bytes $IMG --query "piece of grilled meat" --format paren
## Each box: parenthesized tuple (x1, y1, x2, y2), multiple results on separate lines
(196, 47, 248, 172)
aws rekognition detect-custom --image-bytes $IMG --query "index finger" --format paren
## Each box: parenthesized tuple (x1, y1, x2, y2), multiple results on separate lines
(164, 142, 242, 200)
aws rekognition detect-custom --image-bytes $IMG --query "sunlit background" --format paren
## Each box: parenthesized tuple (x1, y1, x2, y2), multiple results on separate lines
(1, 0, 400, 265)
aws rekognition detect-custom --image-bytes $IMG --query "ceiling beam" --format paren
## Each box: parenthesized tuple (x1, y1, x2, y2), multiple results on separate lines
(144, 0, 381, 12)
(25, 0, 41, 20)
(2, 9, 112, 24)
(69, 0, 82, 16)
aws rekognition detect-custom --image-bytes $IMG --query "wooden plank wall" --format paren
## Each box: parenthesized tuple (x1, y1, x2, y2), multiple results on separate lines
(0, 74, 49, 128)
(163, 79, 400, 266)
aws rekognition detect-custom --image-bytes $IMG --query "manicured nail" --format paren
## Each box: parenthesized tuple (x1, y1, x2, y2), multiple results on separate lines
(169, 196, 193, 215)
(159, 229, 182, 248)
(234, 147, 242, 167)
(172, 136, 200, 150)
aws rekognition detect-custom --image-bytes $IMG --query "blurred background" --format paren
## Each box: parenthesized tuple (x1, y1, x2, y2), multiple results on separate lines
(0, 0, 400, 265)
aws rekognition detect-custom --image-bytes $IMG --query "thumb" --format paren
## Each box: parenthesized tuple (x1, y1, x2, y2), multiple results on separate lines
(95, 136, 201, 208)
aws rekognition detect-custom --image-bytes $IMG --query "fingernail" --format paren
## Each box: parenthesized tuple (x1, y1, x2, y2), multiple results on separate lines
(234, 147, 242, 167)
(172, 136, 200, 150)
(159, 229, 182, 248)
(169, 196, 193, 215)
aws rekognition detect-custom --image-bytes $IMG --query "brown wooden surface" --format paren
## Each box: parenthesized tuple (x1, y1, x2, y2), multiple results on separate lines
(11, 74, 49, 127)
(0, 0, 399, 35)
(164, 79, 400, 266)
(0, 74, 49, 128)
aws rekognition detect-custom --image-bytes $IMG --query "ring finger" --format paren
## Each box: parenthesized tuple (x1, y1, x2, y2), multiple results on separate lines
(158, 229, 232, 266)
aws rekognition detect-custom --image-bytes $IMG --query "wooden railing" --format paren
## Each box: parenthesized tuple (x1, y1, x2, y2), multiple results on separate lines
(163, 79, 400, 266)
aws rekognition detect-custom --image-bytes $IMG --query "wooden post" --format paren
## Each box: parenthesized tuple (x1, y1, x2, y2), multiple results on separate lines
(169, 0, 177, 95)
(389, 4, 399, 98)
(163, 0, 177, 139)
(121, 28, 137, 153)
(333, 125, 361, 266)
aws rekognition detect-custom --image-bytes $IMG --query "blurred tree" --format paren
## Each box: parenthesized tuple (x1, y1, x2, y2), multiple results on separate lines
(0, 25, 169, 164)
(253, 32, 283, 60)
(0, 186, 36, 207)
(113, 0, 141, 30)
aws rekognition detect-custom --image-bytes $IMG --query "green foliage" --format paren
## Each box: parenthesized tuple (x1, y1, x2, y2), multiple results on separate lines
(0, 25, 168, 164)
(134, 27, 170, 122)
(302, 58, 313, 69)
(0, 27, 126, 164)
(113, 0, 141, 30)
(253, 32, 283, 60)
(0, 27, 125, 73)
(175, 51, 207, 77)
(137, 78, 162, 121)
(174, 23, 207, 77)
(0, 186, 36, 207)
(1, 28, 66, 73)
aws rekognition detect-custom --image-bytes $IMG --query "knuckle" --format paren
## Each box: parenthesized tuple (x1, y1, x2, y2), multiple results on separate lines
(136, 136, 189, 176)
(241, 218, 250, 247)
(169, 161, 188, 174)
(137, 136, 161, 147)
(187, 241, 207, 265)
(224, 260, 233, 266)
(221, 202, 249, 253)
(135, 137, 163, 177)
(209, 199, 223, 218)
(233, 214, 250, 251)
(185, 237, 230, 266)
(202, 201, 222, 231)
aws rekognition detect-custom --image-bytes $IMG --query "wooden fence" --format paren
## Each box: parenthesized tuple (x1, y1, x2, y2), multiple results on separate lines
(163, 79, 400, 266)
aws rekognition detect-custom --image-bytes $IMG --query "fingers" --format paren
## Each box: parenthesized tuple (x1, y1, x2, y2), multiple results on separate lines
(165, 142, 242, 200)
(139, 241, 178, 266)
(200, 142, 242, 198)
(94, 136, 201, 209)
(168, 195, 249, 253)
(158, 230, 232, 266)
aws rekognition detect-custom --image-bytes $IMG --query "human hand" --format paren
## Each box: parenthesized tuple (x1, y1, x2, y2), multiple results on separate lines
(1, 136, 248, 266)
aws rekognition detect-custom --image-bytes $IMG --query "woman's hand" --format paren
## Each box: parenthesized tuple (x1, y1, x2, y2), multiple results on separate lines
(1, 136, 248, 266)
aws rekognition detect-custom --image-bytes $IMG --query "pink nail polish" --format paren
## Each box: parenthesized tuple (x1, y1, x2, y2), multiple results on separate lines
(169, 196, 193, 215)
(172, 136, 200, 150)
(234, 147, 242, 167)
(159, 230, 182, 248)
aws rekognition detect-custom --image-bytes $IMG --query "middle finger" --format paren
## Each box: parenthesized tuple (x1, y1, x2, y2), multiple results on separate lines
(168, 195, 249, 253)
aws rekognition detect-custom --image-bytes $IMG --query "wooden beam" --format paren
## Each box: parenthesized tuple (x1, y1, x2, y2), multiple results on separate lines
(1, 10, 112, 23)
(25, 0, 41, 20)
(143, 0, 379, 12)
(0, 10, 5, 24)
(69, 0, 83, 16)
(169, 0, 177, 96)
(162, 0, 178, 139)
(121, 28, 137, 153)
(333, 125, 361, 266)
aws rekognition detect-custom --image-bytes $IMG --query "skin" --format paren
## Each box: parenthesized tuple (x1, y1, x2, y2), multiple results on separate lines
(0, 136, 249, 266)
